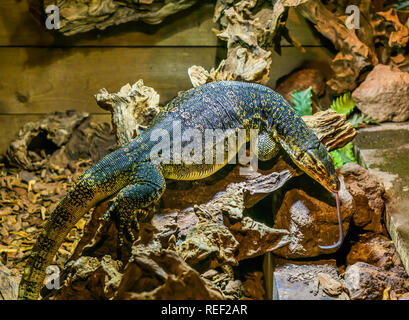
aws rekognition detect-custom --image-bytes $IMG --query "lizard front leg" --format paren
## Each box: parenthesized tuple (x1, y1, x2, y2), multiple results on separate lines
(102, 162, 165, 247)
(257, 132, 279, 161)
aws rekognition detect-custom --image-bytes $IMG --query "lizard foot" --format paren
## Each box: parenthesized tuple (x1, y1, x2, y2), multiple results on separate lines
(100, 203, 149, 248)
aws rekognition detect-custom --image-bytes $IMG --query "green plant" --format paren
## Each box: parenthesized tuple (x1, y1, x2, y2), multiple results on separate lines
(349, 113, 380, 128)
(330, 92, 355, 117)
(290, 87, 314, 116)
(329, 92, 379, 128)
(329, 142, 357, 168)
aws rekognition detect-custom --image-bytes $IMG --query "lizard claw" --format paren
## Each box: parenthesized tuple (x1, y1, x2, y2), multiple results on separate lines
(101, 202, 149, 248)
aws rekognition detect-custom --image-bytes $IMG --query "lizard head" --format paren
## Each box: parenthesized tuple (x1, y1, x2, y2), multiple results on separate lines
(297, 143, 340, 193)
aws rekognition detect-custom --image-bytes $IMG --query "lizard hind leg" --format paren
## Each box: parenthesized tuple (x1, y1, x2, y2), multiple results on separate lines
(102, 163, 165, 248)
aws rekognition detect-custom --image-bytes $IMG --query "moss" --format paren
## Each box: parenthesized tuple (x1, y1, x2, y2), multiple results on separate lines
(375, 148, 409, 197)
(355, 129, 409, 150)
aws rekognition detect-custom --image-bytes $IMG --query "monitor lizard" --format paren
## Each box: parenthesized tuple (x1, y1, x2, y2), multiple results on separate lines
(18, 80, 342, 300)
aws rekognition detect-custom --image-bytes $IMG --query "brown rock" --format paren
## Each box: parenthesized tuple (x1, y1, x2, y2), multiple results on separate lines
(176, 222, 240, 271)
(243, 271, 265, 300)
(344, 262, 409, 300)
(228, 217, 290, 261)
(338, 163, 385, 233)
(61, 120, 116, 164)
(352, 64, 409, 122)
(317, 272, 343, 297)
(275, 68, 326, 102)
(199, 266, 242, 299)
(298, 2, 409, 94)
(272, 175, 355, 258)
(346, 233, 405, 272)
(201, 269, 218, 280)
(115, 249, 224, 300)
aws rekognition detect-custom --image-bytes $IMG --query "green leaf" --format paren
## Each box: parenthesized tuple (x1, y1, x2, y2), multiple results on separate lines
(330, 92, 355, 117)
(349, 113, 380, 128)
(290, 87, 313, 116)
(340, 142, 357, 163)
(329, 142, 357, 168)
(329, 149, 344, 168)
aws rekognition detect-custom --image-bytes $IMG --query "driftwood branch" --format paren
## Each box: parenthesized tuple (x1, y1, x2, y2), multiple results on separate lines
(302, 109, 357, 151)
(189, 0, 307, 86)
(95, 80, 161, 147)
(39, 0, 199, 36)
(5, 111, 89, 170)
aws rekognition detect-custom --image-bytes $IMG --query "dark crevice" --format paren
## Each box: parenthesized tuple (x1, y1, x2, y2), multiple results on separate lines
(27, 130, 59, 156)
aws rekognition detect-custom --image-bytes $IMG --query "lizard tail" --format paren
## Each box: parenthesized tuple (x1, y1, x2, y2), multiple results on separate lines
(18, 176, 108, 300)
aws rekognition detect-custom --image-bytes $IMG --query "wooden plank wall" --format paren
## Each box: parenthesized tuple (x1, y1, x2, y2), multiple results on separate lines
(0, 0, 333, 154)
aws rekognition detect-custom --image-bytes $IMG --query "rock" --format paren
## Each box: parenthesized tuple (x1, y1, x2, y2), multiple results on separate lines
(150, 210, 179, 246)
(198, 266, 241, 299)
(50, 244, 225, 300)
(298, 2, 409, 93)
(175, 208, 199, 239)
(18, 170, 38, 183)
(275, 68, 326, 102)
(114, 249, 224, 300)
(242, 271, 265, 300)
(224, 280, 244, 299)
(0, 263, 21, 300)
(201, 269, 218, 280)
(4, 110, 115, 172)
(354, 122, 409, 276)
(166, 166, 293, 267)
(47, 255, 123, 300)
(352, 64, 409, 122)
(346, 233, 406, 273)
(344, 262, 409, 300)
(273, 263, 346, 300)
(176, 222, 240, 271)
(338, 163, 385, 233)
(60, 120, 116, 164)
(272, 174, 355, 258)
(317, 272, 343, 297)
(227, 217, 291, 261)
(242, 169, 295, 208)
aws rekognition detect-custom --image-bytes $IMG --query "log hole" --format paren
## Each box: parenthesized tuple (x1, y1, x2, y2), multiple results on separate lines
(27, 130, 59, 156)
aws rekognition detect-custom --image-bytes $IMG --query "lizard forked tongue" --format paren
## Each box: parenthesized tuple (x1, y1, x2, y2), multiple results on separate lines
(318, 192, 343, 250)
